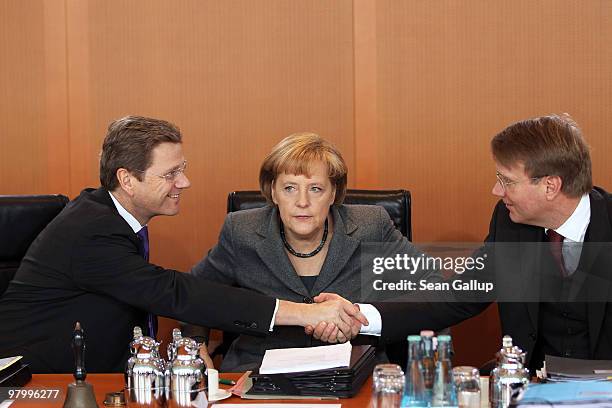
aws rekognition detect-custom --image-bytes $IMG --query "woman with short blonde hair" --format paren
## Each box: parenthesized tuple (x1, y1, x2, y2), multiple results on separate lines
(193, 132, 415, 372)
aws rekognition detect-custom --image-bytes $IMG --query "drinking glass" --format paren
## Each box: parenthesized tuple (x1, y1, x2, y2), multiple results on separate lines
(453, 366, 481, 408)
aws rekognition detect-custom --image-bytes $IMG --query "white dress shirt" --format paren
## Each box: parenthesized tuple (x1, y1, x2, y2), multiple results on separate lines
(109, 191, 145, 233)
(545, 193, 590, 275)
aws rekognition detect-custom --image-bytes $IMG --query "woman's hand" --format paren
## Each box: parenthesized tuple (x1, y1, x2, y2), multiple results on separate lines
(304, 293, 367, 343)
(276, 293, 367, 343)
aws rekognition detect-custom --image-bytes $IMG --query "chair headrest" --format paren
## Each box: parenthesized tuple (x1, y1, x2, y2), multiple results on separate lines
(0, 195, 69, 261)
(227, 189, 411, 240)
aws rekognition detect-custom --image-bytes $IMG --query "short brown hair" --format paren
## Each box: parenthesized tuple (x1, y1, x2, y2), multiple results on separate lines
(100, 115, 182, 191)
(491, 114, 592, 197)
(259, 133, 348, 205)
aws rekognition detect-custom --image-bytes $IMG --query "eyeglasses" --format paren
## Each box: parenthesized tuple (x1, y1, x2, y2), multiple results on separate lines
(495, 171, 543, 191)
(134, 160, 187, 182)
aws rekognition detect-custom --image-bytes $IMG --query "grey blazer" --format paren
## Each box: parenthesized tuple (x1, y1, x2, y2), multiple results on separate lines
(192, 204, 416, 371)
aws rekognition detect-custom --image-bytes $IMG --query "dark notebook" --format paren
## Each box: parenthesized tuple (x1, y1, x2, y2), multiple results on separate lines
(0, 356, 32, 403)
(248, 345, 377, 398)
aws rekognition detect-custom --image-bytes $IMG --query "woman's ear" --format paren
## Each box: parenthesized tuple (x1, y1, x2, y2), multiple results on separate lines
(271, 180, 278, 205)
(330, 184, 337, 206)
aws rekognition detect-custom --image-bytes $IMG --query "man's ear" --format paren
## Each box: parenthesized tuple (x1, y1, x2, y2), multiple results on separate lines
(117, 168, 136, 197)
(544, 175, 563, 200)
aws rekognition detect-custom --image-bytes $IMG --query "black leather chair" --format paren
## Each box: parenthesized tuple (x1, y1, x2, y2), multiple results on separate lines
(227, 189, 411, 241)
(0, 195, 69, 295)
(220, 189, 412, 366)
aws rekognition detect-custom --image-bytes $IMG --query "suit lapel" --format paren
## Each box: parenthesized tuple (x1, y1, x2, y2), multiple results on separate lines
(254, 206, 309, 296)
(312, 206, 360, 295)
(581, 190, 612, 354)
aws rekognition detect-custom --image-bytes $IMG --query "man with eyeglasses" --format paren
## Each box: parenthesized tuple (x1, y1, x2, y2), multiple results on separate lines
(313, 114, 612, 372)
(0, 115, 366, 373)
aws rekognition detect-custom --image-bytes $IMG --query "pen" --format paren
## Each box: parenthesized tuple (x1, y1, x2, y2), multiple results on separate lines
(219, 378, 236, 386)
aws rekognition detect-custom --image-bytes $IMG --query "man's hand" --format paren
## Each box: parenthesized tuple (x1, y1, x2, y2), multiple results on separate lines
(276, 294, 367, 343)
(303, 293, 366, 343)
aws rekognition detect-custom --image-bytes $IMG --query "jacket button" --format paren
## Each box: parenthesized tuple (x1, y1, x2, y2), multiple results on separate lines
(248, 322, 258, 329)
(303, 297, 314, 304)
(234, 320, 244, 327)
(529, 333, 536, 340)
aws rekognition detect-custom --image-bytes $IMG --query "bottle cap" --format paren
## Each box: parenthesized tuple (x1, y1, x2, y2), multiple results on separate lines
(407, 335, 421, 342)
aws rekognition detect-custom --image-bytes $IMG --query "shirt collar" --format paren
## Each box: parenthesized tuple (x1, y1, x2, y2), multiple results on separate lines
(546, 193, 591, 243)
(108, 191, 145, 233)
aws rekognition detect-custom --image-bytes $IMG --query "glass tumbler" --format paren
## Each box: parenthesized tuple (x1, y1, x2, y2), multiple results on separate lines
(371, 363, 405, 408)
(452, 366, 481, 408)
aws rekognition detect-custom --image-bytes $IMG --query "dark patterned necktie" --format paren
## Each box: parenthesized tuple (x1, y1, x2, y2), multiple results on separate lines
(137, 226, 157, 337)
(137, 226, 149, 261)
(547, 229, 567, 277)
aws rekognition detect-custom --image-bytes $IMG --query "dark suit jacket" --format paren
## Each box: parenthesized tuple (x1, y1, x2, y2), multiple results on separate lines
(192, 204, 418, 371)
(0, 188, 275, 373)
(377, 187, 612, 367)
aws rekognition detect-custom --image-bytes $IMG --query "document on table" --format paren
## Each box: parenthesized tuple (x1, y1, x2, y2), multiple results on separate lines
(259, 342, 352, 374)
(545, 354, 612, 381)
(516, 381, 612, 407)
(0, 356, 21, 371)
(216, 405, 340, 408)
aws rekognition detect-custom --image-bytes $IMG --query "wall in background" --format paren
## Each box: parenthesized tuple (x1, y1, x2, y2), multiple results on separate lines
(2, 0, 611, 366)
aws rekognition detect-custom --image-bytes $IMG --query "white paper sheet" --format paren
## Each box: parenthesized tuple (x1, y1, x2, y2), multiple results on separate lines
(259, 342, 351, 374)
(215, 405, 341, 408)
(0, 356, 21, 371)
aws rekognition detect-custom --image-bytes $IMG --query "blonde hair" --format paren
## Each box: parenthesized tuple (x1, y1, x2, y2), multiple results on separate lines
(259, 133, 348, 204)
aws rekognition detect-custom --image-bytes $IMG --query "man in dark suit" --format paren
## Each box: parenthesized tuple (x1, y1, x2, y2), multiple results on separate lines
(314, 114, 612, 371)
(0, 116, 365, 373)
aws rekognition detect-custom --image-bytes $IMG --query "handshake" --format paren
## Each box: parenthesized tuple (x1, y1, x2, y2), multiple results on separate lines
(277, 293, 369, 344)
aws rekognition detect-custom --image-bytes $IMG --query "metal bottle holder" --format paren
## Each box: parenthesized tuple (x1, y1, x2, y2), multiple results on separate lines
(124, 327, 167, 407)
(124, 327, 207, 407)
(489, 335, 530, 408)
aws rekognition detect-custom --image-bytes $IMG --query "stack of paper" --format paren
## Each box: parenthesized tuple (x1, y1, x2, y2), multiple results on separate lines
(259, 342, 352, 374)
(220, 405, 341, 408)
(0, 357, 21, 372)
(515, 381, 612, 407)
(545, 355, 612, 382)
(249, 344, 376, 398)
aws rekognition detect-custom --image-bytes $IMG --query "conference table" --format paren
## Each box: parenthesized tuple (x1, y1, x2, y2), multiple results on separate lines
(10, 372, 373, 407)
